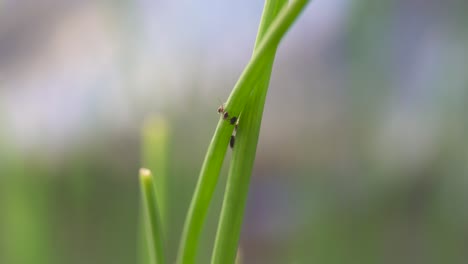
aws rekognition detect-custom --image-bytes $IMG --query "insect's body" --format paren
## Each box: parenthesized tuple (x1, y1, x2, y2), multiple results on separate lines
(230, 116, 237, 125)
(218, 103, 238, 149)
(217, 104, 225, 114)
(230, 135, 235, 149)
(230, 120, 239, 149)
(218, 104, 229, 120)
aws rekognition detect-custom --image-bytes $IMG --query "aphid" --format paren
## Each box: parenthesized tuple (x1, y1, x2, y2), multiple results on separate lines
(217, 103, 230, 120)
(230, 135, 235, 149)
(230, 116, 237, 125)
(217, 104, 224, 114)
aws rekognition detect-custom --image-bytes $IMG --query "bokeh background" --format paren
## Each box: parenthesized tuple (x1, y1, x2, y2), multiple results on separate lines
(1, 0, 468, 263)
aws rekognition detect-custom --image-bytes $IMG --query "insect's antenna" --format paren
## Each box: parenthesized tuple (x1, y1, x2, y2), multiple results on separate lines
(216, 97, 225, 108)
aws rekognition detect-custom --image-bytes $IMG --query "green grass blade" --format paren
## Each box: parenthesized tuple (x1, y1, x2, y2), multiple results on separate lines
(138, 206, 151, 264)
(223, 0, 311, 117)
(210, 0, 287, 263)
(176, 121, 233, 264)
(254, 0, 288, 47)
(140, 168, 166, 264)
(176, 1, 310, 263)
(142, 116, 170, 232)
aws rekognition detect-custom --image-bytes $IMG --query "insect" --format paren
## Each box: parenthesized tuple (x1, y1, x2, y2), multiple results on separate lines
(217, 104, 224, 114)
(229, 119, 239, 149)
(217, 103, 230, 120)
(230, 116, 237, 125)
(230, 135, 235, 149)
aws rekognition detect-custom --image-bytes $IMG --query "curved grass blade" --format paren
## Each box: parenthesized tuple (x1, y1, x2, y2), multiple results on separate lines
(210, 0, 288, 263)
(177, 1, 311, 263)
(140, 168, 165, 264)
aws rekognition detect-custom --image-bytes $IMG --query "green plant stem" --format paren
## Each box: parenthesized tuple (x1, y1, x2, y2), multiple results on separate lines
(140, 168, 165, 264)
(210, 0, 286, 263)
(176, 1, 310, 263)
(138, 206, 151, 264)
(177, 121, 233, 264)
(224, 0, 311, 117)
(142, 116, 170, 233)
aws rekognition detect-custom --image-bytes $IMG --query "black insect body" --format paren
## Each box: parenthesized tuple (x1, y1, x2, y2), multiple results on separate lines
(230, 116, 237, 125)
(229, 118, 239, 149)
(230, 135, 235, 149)
(218, 102, 239, 149)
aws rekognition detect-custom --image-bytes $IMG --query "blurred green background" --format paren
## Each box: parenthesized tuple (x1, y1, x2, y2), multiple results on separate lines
(1, 0, 468, 263)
